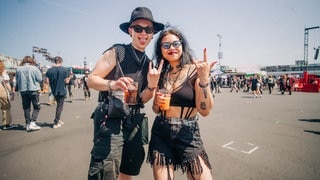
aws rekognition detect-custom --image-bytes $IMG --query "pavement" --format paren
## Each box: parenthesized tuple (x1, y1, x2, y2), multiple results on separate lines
(0, 88, 319, 180)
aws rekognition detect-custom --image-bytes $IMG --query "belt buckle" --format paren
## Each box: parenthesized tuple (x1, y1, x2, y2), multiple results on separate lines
(169, 118, 181, 125)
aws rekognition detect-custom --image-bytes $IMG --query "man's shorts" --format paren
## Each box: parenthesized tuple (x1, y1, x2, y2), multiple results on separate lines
(120, 132, 145, 175)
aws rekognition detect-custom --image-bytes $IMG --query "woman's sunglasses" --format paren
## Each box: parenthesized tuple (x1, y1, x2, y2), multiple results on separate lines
(161, 41, 182, 49)
(130, 25, 154, 34)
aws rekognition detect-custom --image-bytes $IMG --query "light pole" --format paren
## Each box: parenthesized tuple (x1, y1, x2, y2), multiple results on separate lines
(303, 26, 319, 71)
(217, 34, 223, 70)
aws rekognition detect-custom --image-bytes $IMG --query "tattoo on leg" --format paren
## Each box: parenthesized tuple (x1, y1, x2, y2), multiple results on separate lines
(200, 102, 207, 110)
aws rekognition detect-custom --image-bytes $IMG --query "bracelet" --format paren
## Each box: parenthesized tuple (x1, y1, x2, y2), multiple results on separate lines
(199, 82, 209, 88)
(147, 86, 156, 91)
(107, 80, 112, 91)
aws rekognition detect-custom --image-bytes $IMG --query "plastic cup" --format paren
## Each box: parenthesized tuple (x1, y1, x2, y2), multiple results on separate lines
(159, 89, 171, 110)
(124, 82, 138, 105)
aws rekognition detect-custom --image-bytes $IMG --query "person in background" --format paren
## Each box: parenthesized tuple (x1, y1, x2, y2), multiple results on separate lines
(9, 73, 16, 94)
(230, 75, 239, 93)
(251, 74, 258, 98)
(87, 7, 164, 180)
(0, 61, 14, 130)
(147, 26, 216, 180)
(216, 75, 222, 93)
(267, 75, 275, 94)
(256, 75, 263, 97)
(82, 70, 91, 101)
(15, 56, 42, 132)
(46, 56, 70, 129)
(282, 74, 293, 95)
(67, 71, 76, 102)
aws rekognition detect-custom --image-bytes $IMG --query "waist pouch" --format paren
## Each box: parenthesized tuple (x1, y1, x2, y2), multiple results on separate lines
(107, 91, 129, 119)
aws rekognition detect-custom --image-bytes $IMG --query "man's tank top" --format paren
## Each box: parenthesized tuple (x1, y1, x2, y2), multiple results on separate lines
(99, 43, 149, 102)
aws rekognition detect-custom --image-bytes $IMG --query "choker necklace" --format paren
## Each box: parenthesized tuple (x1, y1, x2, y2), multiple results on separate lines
(170, 64, 182, 75)
(168, 68, 182, 85)
(165, 67, 182, 92)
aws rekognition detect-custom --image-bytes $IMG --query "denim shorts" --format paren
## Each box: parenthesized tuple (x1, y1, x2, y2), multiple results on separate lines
(147, 115, 211, 176)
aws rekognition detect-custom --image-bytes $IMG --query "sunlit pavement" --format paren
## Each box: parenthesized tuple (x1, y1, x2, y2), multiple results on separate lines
(1, 88, 319, 180)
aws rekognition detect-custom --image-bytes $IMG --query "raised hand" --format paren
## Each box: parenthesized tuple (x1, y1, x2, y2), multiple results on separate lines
(192, 48, 217, 82)
(147, 59, 164, 88)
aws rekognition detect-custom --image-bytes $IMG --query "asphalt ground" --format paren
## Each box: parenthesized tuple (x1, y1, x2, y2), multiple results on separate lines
(0, 87, 319, 180)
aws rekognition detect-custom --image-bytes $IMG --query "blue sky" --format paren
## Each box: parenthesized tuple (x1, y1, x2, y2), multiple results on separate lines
(1, 0, 319, 69)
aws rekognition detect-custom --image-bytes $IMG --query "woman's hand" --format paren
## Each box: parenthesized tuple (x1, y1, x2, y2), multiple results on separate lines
(192, 48, 217, 82)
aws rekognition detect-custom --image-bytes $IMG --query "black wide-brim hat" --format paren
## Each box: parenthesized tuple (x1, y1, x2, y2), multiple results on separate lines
(119, 7, 164, 34)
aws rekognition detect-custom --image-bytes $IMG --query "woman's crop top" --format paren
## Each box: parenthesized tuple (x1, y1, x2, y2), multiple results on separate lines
(170, 68, 197, 107)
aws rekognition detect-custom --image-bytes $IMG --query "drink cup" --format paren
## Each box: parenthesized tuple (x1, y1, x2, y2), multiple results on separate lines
(124, 82, 138, 105)
(159, 89, 171, 110)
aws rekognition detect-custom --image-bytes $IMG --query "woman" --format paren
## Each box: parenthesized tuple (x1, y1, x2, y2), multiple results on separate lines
(0, 61, 13, 130)
(147, 26, 216, 180)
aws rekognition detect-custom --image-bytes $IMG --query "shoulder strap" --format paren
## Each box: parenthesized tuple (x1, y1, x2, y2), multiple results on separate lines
(116, 56, 125, 78)
(112, 44, 126, 79)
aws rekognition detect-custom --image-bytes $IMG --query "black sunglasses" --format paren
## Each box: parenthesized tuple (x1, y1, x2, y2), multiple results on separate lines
(130, 25, 154, 34)
(161, 41, 182, 49)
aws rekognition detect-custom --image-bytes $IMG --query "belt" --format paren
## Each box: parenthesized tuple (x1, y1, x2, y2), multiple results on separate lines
(160, 115, 198, 126)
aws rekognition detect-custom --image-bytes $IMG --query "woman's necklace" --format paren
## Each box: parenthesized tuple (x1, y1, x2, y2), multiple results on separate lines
(167, 68, 182, 91)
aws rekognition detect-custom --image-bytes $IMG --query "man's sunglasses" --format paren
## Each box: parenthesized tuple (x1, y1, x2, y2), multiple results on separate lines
(130, 25, 154, 34)
(161, 41, 182, 49)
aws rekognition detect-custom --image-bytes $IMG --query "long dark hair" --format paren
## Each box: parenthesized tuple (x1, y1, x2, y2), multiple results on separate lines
(152, 26, 194, 87)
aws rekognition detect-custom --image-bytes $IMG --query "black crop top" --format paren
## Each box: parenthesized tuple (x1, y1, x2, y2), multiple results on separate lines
(170, 67, 197, 107)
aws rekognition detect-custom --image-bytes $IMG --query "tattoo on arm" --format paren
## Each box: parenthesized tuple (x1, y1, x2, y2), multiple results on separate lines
(200, 102, 207, 110)
(202, 88, 208, 99)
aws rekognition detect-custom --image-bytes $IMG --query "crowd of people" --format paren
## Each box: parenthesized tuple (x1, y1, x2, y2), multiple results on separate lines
(0, 56, 93, 132)
(209, 73, 296, 97)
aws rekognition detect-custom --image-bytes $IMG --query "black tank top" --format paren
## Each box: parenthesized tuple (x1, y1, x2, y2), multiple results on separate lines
(99, 43, 149, 102)
(170, 66, 197, 107)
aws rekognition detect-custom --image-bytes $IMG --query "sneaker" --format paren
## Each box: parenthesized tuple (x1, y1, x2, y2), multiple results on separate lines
(2, 124, 14, 130)
(27, 123, 41, 132)
(53, 123, 62, 129)
(58, 120, 64, 125)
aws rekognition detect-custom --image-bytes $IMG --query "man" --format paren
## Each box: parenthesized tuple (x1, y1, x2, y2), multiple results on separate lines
(15, 56, 42, 132)
(87, 7, 164, 180)
(82, 70, 91, 101)
(46, 56, 70, 129)
(67, 71, 76, 102)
